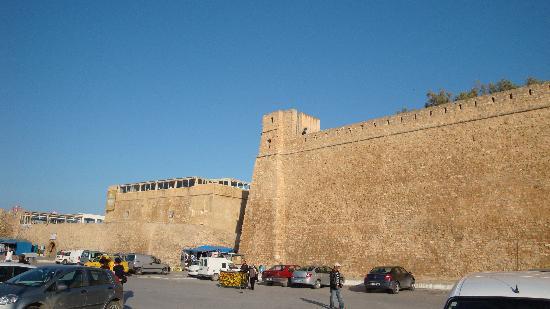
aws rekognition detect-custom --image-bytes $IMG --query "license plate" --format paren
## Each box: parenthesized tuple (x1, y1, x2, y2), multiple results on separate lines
(369, 282, 380, 286)
(266, 278, 272, 281)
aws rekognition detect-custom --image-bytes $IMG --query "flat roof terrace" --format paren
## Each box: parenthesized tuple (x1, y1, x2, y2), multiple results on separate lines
(117, 176, 250, 194)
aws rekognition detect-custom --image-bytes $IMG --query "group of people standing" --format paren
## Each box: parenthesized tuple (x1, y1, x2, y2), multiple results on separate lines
(240, 260, 259, 290)
(99, 256, 127, 285)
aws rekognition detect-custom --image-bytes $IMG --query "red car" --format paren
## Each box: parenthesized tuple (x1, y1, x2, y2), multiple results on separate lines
(262, 264, 300, 287)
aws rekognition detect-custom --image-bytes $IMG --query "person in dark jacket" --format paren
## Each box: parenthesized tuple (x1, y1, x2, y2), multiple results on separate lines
(329, 263, 345, 309)
(99, 256, 111, 270)
(113, 257, 127, 286)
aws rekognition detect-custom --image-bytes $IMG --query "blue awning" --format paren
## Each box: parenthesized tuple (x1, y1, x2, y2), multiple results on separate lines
(184, 245, 234, 253)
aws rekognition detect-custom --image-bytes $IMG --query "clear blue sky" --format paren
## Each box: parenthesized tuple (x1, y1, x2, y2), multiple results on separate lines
(1, 0, 549, 215)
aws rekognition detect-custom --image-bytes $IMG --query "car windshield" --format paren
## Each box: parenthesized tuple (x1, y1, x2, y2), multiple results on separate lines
(445, 297, 550, 309)
(370, 267, 393, 274)
(269, 265, 283, 271)
(126, 255, 135, 262)
(5, 267, 61, 287)
(298, 266, 316, 271)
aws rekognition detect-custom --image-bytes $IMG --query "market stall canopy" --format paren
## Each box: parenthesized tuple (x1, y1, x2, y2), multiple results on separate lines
(184, 245, 234, 253)
(0, 238, 33, 255)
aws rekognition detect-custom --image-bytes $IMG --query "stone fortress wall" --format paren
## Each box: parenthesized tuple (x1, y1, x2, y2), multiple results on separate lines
(105, 177, 249, 237)
(239, 83, 550, 280)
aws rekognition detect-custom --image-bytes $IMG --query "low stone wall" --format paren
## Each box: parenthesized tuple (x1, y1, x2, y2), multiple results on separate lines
(0, 209, 18, 238)
(16, 222, 236, 268)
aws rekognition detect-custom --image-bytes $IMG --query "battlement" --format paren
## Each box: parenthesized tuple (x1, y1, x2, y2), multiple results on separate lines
(259, 83, 550, 157)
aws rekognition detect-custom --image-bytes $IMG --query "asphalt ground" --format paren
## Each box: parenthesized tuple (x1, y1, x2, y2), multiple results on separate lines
(122, 273, 449, 309)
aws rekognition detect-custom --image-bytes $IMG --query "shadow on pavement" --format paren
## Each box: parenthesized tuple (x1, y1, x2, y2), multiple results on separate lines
(347, 284, 366, 293)
(124, 290, 134, 304)
(300, 297, 330, 308)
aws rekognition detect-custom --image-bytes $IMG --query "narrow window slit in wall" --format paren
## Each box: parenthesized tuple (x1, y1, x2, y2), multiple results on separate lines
(373, 122, 377, 127)
(271, 117, 274, 123)
(386, 120, 390, 125)
(459, 104, 462, 110)
(267, 138, 272, 148)
(444, 107, 447, 113)
(509, 93, 513, 99)
(429, 110, 433, 116)
(491, 97, 495, 102)
(414, 114, 417, 120)
(529, 89, 533, 95)
(400, 117, 403, 123)
(474, 101, 478, 107)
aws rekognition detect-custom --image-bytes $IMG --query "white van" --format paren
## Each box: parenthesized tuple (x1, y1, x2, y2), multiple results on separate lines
(197, 257, 234, 281)
(54, 250, 85, 265)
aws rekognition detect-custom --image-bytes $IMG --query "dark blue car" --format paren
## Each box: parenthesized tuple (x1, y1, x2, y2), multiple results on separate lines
(364, 266, 415, 294)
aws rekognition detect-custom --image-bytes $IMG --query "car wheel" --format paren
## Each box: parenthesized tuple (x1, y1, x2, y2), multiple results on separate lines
(105, 301, 122, 309)
(135, 268, 143, 275)
(26, 306, 41, 309)
(365, 288, 373, 293)
(390, 281, 400, 294)
(267, 281, 273, 286)
(212, 273, 219, 281)
(409, 280, 416, 291)
(313, 280, 321, 289)
(62, 259, 68, 265)
(161, 268, 168, 275)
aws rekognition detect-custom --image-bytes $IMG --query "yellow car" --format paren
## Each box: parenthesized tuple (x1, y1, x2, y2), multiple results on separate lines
(84, 255, 129, 273)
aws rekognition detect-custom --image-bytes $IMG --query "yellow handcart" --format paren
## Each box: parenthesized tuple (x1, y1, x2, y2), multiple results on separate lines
(219, 270, 249, 288)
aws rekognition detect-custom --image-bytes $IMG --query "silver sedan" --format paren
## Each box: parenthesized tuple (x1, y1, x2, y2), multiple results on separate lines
(290, 266, 331, 289)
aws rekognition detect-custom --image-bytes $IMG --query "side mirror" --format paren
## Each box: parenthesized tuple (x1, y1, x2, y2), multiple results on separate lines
(57, 283, 69, 292)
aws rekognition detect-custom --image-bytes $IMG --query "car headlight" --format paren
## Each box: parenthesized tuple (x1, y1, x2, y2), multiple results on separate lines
(0, 294, 18, 305)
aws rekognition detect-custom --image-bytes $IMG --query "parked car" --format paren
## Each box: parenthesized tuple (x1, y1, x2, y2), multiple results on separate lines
(79, 250, 106, 265)
(444, 270, 550, 309)
(262, 264, 300, 287)
(0, 265, 123, 309)
(126, 253, 170, 275)
(55, 250, 85, 265)
(84, 255, 130, 273)
(364, 266, 415, 294)
(197, 257, 234, 281)
(0, 263, 36, 283)
(187, 260, 200, 277)
(291, 265, 331, 289)
(54, 251, 71, 264)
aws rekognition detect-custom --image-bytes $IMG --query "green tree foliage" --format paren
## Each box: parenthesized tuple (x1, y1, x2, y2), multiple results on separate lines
(425, 89, 452, 107)
(428, 77, 545, 107)
(495, 79, 517, 92)
(526, 76, 544, 85)
(454, 88, 479, 101)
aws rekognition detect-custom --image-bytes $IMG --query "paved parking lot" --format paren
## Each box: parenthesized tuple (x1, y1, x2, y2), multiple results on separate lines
(122, 273, 449, 309)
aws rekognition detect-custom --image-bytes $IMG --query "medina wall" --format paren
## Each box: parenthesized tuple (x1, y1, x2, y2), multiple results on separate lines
(239, 83, 550, 280)
(17, 222, 236, 268)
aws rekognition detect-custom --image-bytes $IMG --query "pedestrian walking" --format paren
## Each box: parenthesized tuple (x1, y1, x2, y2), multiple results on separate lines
(248, 265, 258, 290)
(329, 262, 345, 309)
(4, 248, 13, 262)
(113, 257, 127, 286)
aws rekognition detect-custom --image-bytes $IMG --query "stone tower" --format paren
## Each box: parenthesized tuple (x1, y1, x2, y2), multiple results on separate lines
(239, 109, 320, 263)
